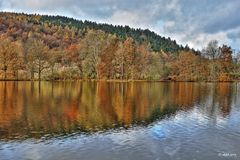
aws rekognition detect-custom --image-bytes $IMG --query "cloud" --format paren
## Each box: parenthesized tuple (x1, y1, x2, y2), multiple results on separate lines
(201, 1, 240, 33)
(108, 10, 142, 26)
(0, 0, 240, 50)
(150, 0, 240, 49)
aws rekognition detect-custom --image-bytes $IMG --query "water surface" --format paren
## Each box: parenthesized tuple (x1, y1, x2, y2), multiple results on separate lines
(0, 82, 240, 160)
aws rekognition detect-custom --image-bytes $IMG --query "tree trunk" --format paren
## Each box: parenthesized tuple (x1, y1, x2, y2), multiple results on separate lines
(38, 62, 41, 81)
(51, 66, 54, 81)
(121, 61, 124, 80)
(96, 70, 99, 80)
(13, 70, 18, 80)
(31, 69, 34, 80)
(4, 71, 7, 80)
(38, 69, 41, 81)
(4, 65, 7, 80)
(77, 64, 82, 79)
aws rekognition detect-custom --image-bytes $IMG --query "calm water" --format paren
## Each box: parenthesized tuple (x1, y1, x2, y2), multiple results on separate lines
(0, 82, 240, 160)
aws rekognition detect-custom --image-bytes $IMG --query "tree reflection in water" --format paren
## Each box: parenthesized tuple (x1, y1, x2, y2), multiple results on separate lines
(0, 82, 237, 140)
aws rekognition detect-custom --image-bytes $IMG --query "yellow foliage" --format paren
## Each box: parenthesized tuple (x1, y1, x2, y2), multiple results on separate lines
(218, 73, 232, 82)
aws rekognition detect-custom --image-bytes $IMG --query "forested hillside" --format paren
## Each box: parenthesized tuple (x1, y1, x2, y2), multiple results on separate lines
(0, 12, 239, 81)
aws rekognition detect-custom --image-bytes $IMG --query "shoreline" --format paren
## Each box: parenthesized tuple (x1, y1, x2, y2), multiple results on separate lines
(0, 79, 239, 83)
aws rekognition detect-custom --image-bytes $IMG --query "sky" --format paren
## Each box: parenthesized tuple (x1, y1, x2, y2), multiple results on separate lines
(0, 0, 240, 50)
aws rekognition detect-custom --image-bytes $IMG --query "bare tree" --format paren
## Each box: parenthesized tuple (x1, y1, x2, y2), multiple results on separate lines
(202, 40, 220, 60)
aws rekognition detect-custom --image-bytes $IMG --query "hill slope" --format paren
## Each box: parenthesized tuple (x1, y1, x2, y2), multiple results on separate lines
(0, 12, 185, 53)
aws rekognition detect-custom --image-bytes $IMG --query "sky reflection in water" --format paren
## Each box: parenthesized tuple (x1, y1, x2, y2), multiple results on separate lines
(0, 82, 240, 160)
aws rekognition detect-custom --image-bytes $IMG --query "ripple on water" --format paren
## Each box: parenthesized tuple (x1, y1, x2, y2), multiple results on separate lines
(0, 82, 240, 160)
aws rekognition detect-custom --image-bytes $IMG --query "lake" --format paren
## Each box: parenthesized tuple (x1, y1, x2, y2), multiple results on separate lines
(0, 82, 240, 160)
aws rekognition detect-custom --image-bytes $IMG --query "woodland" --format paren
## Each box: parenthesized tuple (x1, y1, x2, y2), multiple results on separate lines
(0, 12, 239, 81)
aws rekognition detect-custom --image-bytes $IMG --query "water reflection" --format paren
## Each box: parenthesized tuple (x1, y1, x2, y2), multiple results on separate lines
(0, 82, 237, 140)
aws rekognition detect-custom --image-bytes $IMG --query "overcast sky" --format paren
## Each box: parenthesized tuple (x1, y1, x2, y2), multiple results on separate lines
(0, 0, 240, 50)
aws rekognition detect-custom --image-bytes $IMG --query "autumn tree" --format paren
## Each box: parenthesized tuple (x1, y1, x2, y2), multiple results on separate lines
(115, 37, 137, 80)
(219, 45, 233, 73)
(148, 52, 169, 80)
(25, 38, 49, 80)
(66, 43, 86, 79)
(82, 30, 109, 79)
(170, 51, 208, 81)
(11, 41, 25, 79)
(215, 45, 234, 81)
(99, 36, 119, 79)
(34, 41, 49, 81)
(0, 36, 23, 80)
(111, 42, 124, 79)
(24, 39, 35, 80)
(134, 42, 152, 79)
(48, 49, 62, 80)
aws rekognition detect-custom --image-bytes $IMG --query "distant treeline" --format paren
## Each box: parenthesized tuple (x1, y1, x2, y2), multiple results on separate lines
(0, 12, 240, 81)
